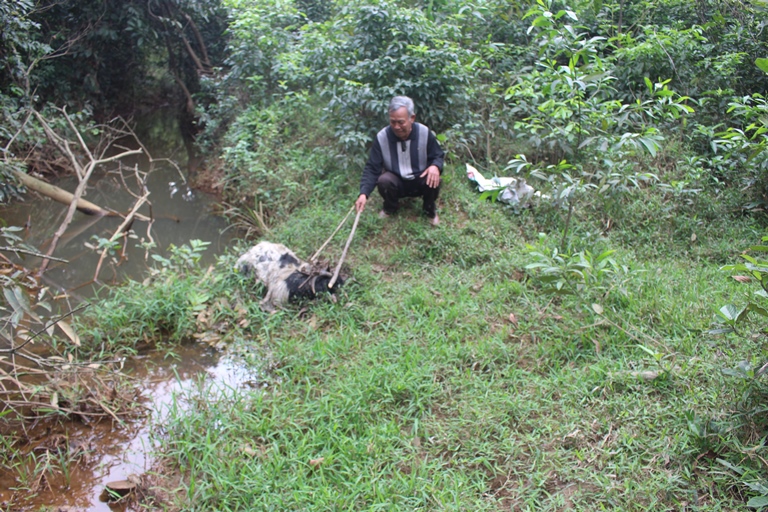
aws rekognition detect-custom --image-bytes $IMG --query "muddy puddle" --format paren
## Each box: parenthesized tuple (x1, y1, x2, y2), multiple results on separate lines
(0, 344, 255, 511)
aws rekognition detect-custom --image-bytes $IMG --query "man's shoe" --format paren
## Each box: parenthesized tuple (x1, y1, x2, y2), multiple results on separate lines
(378, 210, 390, 219)
(430, 214, 440, 226)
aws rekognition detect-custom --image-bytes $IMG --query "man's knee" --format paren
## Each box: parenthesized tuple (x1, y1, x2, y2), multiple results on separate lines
(377, 172, 401, 190)
(423, 179, 441, 198)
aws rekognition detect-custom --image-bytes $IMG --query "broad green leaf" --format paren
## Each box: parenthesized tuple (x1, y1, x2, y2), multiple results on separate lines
(716, 459, 746, 475)
(4, 287, 23, 314)
(741, 254, 759, 265)
(718, 304, 742, 322)
(644, 76, 653, 92)
(722, 368, 749, 378)
(638, 137, 659, 157)
(756, 58, 768, 74)
(747, 495, 768, 508)
(737, 306, 752, 323)
(595, 249, 616, 263)
(747, 481, 768, 494)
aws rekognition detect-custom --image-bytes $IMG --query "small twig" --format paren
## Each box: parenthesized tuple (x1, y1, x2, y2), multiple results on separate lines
(91, 396, 122, 424)
(311, 205, 354, 263)
(0, 247, 69, 263)
(329, 210, 361, 289)
(596, 313, 670, 351)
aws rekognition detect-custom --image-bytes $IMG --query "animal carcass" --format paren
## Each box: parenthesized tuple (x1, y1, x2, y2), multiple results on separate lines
(236, 241, 343, 312)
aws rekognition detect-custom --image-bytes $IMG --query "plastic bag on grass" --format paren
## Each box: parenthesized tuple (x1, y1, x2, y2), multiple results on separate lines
(466, 163, 535, 208)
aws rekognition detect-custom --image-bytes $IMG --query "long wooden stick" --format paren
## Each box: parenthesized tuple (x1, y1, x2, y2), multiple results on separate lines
(329, 209, 361, 289)
(311, 205, 354, 263)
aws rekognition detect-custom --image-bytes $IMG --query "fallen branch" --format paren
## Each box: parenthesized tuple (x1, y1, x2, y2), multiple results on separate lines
(0, 246, 69, 263)
(12, 169, 115, 216)
(92, 190, 150, 282)
(32, 108, 143, 275)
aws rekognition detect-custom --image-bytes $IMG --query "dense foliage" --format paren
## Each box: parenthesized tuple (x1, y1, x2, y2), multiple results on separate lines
(0, 0, 230, 199)
(200, 0, 768, 218)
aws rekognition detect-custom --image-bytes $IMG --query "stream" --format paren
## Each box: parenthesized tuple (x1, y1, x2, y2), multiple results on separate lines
(0, 112, 252, 511)
(0, 345, 253, 511)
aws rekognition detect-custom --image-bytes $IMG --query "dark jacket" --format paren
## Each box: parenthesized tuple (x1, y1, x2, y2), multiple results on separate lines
(359, 123, 445, 197)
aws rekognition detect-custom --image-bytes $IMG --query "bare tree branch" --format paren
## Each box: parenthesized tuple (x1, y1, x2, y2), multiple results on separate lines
(183, 12, 213, 72)
(33, 108, 144, 275)
(92, 189, 150, 283)
(62, 105, 94, 163)
(33, 110, 84, 178)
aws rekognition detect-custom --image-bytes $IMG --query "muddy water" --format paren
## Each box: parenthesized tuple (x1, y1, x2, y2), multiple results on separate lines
(0, 344, 254, 511)
(0, 112, 249, 510)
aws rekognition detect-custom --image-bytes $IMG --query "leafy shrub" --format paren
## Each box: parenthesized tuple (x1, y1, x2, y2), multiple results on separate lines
(712, 93, 768, 203)
(310, 1, 472, 153)
(223, 0, 306, 99)
(712, 236, 768, 336)
(710, 234, 768, 511)
(523, 234, 639, 300)
(220, 92, 340, 219)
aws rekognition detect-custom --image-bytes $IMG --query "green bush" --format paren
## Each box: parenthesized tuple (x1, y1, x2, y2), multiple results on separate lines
(220, 92, 342, 220)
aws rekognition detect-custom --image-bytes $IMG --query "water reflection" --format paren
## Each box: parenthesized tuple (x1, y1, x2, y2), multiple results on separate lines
(1, 343, 254, 511)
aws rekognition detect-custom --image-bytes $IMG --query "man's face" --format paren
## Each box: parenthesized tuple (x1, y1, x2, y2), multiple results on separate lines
(389, 107, 415, 140)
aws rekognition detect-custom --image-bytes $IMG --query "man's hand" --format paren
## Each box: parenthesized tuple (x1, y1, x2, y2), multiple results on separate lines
(420, 165, 440, 188)
(355, 194, 367, 213)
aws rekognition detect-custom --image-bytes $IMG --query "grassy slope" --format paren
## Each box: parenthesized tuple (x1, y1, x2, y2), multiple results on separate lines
(154, 166, 763, 511)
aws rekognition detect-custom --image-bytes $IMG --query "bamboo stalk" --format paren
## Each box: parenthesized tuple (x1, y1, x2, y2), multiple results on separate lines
(329, 210, 361, 289)
(311, 205, 354, 263)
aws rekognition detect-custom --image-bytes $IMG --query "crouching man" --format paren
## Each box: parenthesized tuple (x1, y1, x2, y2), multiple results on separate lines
(354, 96, 445, 226)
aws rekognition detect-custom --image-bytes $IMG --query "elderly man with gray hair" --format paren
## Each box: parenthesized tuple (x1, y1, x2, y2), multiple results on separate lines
(354, 96, 445, 226)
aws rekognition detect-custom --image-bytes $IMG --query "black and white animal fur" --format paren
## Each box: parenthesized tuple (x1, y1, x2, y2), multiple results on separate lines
(236, 241, 342, 311)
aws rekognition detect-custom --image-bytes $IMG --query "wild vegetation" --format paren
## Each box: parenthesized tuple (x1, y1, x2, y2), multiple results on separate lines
(2, 0, 768, 509)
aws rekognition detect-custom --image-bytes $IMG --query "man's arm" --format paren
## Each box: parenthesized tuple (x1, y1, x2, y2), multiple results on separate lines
(356, 137, 385, 212)
(419, 130, 445, 188)
(426, 131, 445, 172)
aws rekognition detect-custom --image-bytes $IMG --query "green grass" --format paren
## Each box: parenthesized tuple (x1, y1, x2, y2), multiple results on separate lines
(127, 168, 768, 510)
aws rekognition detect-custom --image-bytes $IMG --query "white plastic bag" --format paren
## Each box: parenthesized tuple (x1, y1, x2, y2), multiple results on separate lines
(466, 163, 535, 207)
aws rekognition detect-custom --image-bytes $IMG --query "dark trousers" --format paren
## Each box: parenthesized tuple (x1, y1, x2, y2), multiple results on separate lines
(376, 172, 441, 218)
